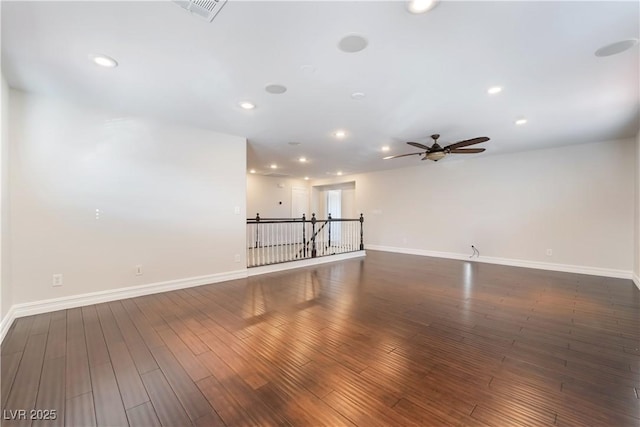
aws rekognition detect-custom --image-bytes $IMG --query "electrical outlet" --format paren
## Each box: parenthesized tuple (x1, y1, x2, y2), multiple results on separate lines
(52, 274, 63, 287)
(234, 206, 240, 215)
(546, 249, 553, 256)
(234, 254, 241, 263)
(135, 265, 143, 276)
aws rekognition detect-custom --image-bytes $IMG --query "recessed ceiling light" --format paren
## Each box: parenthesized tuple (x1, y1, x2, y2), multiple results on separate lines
(270, 164, 277, 169)
(338, 35, 368, 53)
(304, 176, 310, 180)
(89, 54, 118, 68)
(265, 84, 287, 94)
(381, 146, 390, 152)
(337, 171, 343, 176)
(299, 157, 307, 163)
(515, 118, 528, 125)
(351, 92, 366, 100)
(595, 39, 638, 57)
(487, 86, 503, 95)
(239, 102, 255, 110)
(249, 169, 256, 174)
(407, 0, 438, 14)
(335, 130, 346, 139)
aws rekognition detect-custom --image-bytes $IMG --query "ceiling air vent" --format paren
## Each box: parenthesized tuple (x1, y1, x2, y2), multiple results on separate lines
(173, 0, 227, 22)
(264, 172, 291, 178)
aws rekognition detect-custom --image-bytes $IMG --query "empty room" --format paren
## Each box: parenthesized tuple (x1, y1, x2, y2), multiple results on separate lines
(1, 0, 639, 426)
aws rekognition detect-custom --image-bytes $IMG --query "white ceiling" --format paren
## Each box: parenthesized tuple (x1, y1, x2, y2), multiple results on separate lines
(2, 1, 639, 179)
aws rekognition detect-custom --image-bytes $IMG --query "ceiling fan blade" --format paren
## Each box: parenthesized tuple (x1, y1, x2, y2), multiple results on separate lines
(444, 137, 490, 151)
(383, 152, 424, 160)
(449, 148, 486, 154)
(407, 141, 430, 150)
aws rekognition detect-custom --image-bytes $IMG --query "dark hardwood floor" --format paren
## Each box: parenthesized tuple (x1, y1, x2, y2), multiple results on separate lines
(1, 250, 639, 426)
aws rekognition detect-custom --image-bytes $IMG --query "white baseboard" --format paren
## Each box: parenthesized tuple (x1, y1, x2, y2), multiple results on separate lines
(366, 245, 633, 280)
(0, 305, 17, 344)
(247, 251, 366, 276)
(633, 274, 640, 291)
(0, 269, 247, 343)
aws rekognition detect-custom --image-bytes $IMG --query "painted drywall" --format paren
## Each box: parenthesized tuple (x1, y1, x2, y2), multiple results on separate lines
(246, 174, 310, 218)
(312, 139, 635, 274)
(635, 130, 640, 285)
(9, 90, 247, 305)
(1, 73, 11, 319)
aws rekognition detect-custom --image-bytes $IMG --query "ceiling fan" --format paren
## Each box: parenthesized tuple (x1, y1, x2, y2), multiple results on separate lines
(384, 134, 489, 162)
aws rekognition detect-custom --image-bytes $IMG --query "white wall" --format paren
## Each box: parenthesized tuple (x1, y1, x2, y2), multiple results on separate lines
(635, 131, 640, 286)
(313, 139, 635, 275)
(9, 90, 247, 305)
(1, 73, 11, 319)
(246, 174, 309, 218)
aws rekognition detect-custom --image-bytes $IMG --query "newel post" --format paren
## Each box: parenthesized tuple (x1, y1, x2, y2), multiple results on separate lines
(302, 214, 307, 258)
(327, 213, 332, 249)
(255, 213, 261, 249)
(359, 213, 364, 250)
(311, 213, 317, 258)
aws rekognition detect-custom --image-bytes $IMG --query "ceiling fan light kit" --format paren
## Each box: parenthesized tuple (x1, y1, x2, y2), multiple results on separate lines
(426, 151, 446, 161)
(385, 134, 489, 162)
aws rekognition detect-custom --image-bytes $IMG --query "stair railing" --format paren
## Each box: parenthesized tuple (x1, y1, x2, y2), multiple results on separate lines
(246, 213, 364, 267)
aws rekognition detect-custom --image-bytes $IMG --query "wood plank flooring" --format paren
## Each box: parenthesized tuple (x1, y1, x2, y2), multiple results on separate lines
(1, 250, 639, 426)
